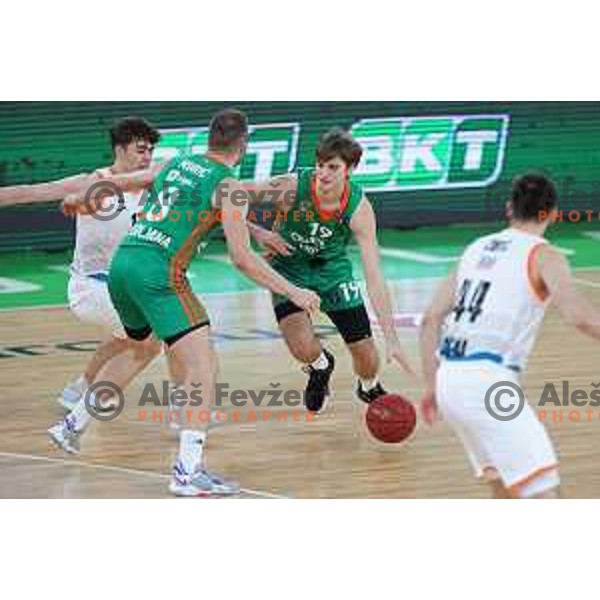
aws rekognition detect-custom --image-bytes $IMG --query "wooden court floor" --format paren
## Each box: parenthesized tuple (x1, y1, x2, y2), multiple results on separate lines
(1, 274, 600, 498)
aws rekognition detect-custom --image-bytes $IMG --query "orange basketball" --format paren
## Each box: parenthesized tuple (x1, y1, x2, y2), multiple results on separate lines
(366, 395, 417, 444)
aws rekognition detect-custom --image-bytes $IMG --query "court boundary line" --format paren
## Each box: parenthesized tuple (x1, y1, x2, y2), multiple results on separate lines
(0, 451, 288, 499)
(3, 267, 600, 314)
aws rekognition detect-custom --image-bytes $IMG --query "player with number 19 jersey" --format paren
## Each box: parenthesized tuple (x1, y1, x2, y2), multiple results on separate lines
(270, 167, 365, 314)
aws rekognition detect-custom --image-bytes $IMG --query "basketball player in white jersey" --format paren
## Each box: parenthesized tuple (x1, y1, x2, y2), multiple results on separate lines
(0, 118, 165, 413)
(420, 173, 600, 499)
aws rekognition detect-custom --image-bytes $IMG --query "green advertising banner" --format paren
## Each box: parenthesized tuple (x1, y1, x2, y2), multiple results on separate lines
(1, 102, 600, 250)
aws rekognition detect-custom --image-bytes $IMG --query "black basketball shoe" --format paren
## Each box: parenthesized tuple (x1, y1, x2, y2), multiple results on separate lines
(303, 350, 336, 413)
(357, 381, 387, 404)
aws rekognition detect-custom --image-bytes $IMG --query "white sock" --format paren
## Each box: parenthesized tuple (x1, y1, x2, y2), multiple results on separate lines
(311, 352, 330, 371)
(68, 391, 96, 432)
(71, 375, 89, 394)
(360, 377, 379, 392)
(178, 430, 206, 475)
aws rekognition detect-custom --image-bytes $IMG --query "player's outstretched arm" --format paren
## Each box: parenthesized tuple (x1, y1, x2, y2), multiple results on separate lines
(539, 246, 600, 341)
(351, 198, 415, 377)
(96, 163, 163, 193)
(419, 271, 457, 425)
(0, 173, 96, 207)
(60, 164, 165, 217)
(219, 179, 319, 314)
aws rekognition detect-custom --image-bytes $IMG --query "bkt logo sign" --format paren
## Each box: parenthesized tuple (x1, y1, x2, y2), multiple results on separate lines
(155, 123, 300, 183)
(156, 115, 510, 192)
(351, 115, 510, 192)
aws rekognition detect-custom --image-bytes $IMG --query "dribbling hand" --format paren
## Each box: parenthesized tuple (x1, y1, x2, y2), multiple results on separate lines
(421, 389, 438, 426)
(385, 337, 417, 379)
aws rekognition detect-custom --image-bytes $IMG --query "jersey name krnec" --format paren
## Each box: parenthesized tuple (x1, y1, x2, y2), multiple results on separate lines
(121, 152, 233, 262)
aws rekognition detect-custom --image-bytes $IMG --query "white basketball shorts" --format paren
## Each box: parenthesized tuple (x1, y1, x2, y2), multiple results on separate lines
(436, 361, 560, 498)
(68, 274, 126, 339)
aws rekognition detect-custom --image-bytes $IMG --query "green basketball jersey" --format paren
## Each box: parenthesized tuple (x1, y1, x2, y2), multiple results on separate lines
(122, 153, 234, 269)
(274, 168, 364, 263)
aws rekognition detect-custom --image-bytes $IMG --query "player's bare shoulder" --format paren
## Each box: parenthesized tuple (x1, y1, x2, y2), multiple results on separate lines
(212, 177, 244, 210)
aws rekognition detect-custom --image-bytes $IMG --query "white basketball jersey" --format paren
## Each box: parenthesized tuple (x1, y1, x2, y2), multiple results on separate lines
(70, 190, 143, 277)
(440, 228, 551, 371)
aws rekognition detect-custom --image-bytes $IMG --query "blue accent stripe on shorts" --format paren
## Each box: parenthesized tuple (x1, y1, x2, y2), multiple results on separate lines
(443, 352, 522, 374)
(88, 272, 109, 283)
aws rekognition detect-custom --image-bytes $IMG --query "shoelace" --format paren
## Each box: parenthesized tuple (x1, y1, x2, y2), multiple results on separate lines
(173, 462, 191, 484)
(64, 416, 77, 434)
(303, 364, 330, 380)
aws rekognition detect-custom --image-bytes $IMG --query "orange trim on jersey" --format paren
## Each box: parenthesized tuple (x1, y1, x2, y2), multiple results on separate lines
(507, 464, 559, 498)
(169, 258, 200, 325)
(177, 210, 221, 269)
(172, 255, 209, 325)
(168, 211, 219, 325)
(311, 175, 350, 222)
(527, 243, 550, 303)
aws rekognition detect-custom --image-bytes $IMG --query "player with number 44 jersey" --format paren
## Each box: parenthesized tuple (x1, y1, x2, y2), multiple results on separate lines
(420, 174, 600, 499)
(246, 129, 416, 414)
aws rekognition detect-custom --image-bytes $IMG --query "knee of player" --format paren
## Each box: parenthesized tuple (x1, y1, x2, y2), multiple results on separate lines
(290, 342, 322, 363)
(129, 337, 162, 361)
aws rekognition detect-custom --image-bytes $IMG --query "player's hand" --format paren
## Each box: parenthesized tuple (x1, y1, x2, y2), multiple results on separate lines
(61, 171, 107, 217)
(421, 389, 438, 426)
(385, 337, 417, 379)
(61, 194, 93, 217)
(256, 229, 295, 257)
(290, 287, 321, 315)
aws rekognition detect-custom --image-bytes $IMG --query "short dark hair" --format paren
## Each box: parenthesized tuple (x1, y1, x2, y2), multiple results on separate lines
(316, 128, 363, 169)
(510, 173, 559, 221)
(208, 109, 249, 152)
(110, 117, 160, 150)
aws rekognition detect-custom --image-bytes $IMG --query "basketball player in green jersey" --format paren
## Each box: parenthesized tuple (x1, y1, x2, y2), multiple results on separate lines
(246, 129, 415, 413)
(48, 109, 321, 497)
